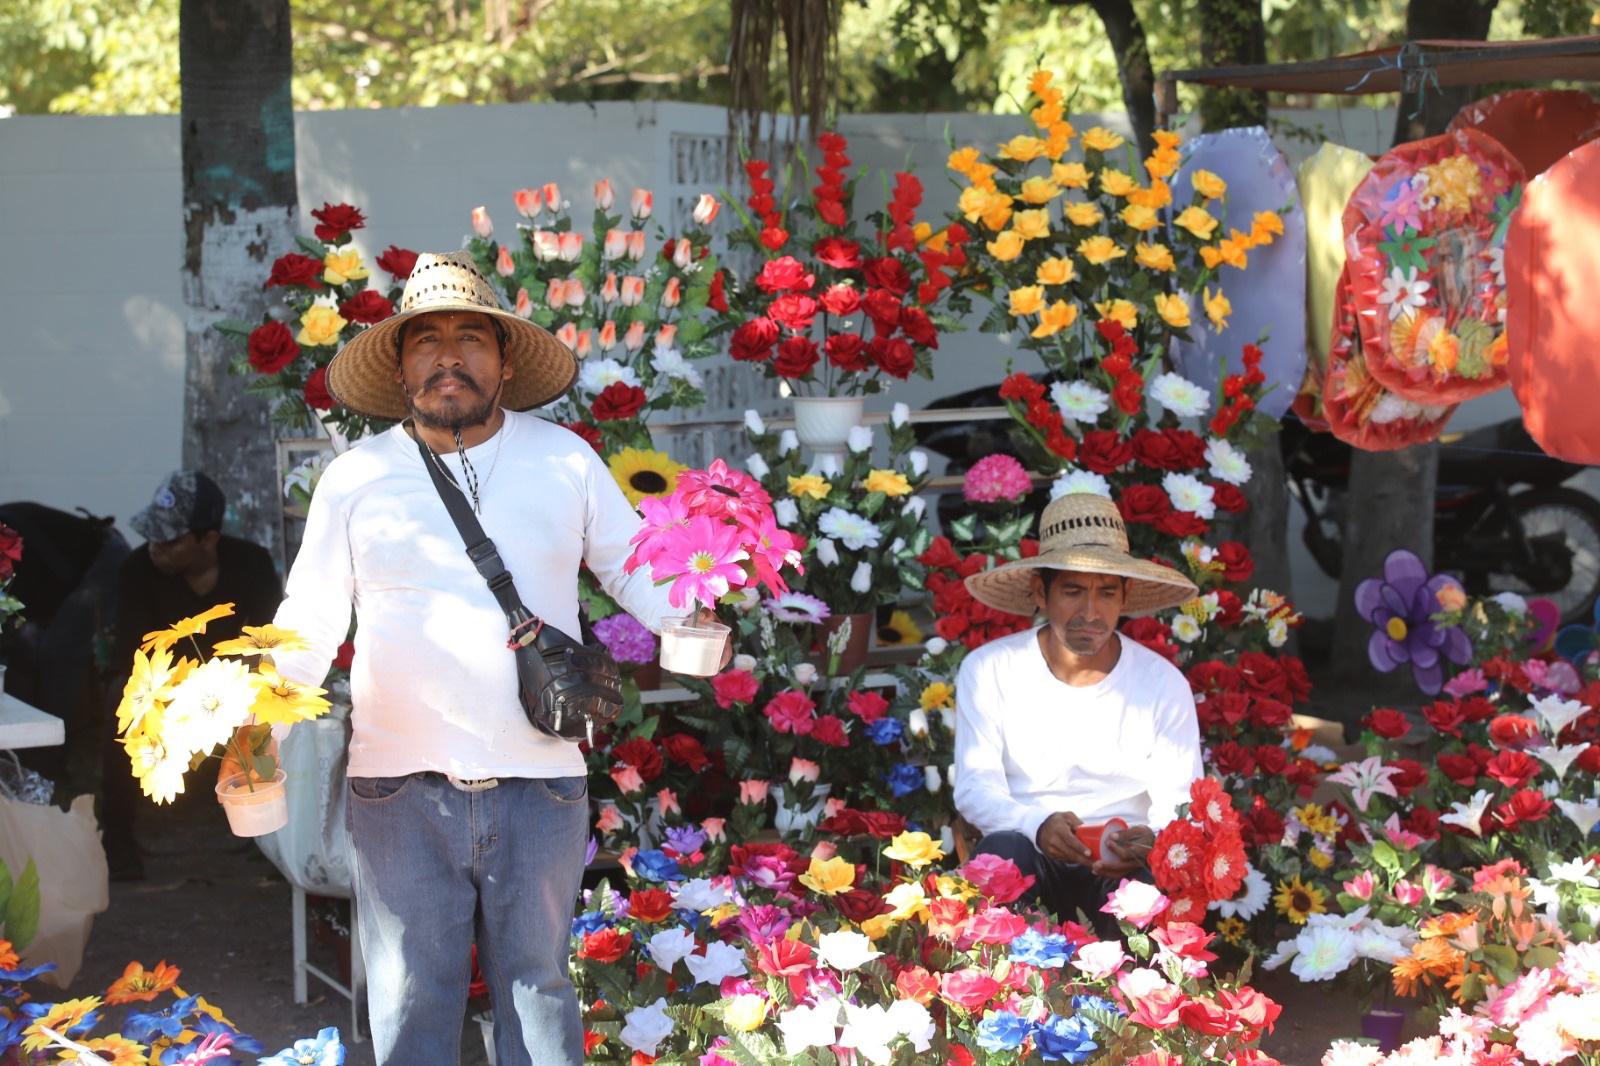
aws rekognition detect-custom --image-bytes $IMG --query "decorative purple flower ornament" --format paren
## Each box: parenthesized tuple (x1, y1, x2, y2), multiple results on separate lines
(1354, 548, 1472, 694)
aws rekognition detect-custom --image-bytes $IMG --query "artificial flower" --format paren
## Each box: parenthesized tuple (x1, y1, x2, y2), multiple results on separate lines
(1077, 236, 1124, 265)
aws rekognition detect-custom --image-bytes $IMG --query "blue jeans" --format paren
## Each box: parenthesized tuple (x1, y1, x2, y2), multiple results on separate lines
(347, 773, 589, 1066)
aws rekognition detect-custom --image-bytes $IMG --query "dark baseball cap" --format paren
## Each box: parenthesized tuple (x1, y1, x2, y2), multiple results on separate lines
(131, 470, 226, 543)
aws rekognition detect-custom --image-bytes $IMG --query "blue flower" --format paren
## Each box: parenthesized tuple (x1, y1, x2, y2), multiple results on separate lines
(123, 1008, 187, 1045)
(0, 961, 57, 984)
(665, 825, 707, 854)
(257, 1026, 345, 1066)
(1009, 930, 1074, 969)
(1034, 1014, 1098, 1063)
(866, 718, 905, 746)
(886, 763, 923, 798)
(1070, 994, 1124, 1032)
(571, 911, 612, 936)
(631, 849, 684, 883)
(975, 1010, 1033, 1052)
(193, 1014, 263, 1055)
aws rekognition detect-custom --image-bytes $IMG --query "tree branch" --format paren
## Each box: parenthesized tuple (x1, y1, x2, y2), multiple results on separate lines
(1049, 0, 1156, 159)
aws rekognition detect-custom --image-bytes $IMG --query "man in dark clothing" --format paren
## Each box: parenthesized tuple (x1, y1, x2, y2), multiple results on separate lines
(103, 470, 280, 879)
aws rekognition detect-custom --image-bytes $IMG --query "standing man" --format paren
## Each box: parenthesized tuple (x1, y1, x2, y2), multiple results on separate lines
(954, 492, 1202, 929)
(256, 251, 726, 1065)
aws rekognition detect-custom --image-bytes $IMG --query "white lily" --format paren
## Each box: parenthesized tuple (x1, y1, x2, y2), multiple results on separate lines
(1326, 756, 1403, 812)
(1555, 797, 1600, 836)
(1440, 789, 1496, 837)
(1532, 742, 1591, 782)
(1531, 694, 1590, 737)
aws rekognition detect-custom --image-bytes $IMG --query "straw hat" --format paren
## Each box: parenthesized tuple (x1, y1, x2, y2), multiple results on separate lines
(326, 250, 576, 420)
(965, 492, 1199, 617)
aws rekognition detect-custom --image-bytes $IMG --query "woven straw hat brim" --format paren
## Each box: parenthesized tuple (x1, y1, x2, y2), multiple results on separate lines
(326, 304, 577, 421)
(965, 546, 1200, 618)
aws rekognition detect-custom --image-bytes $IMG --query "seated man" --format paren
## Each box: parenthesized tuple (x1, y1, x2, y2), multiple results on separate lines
(953, 492, 1202, 928)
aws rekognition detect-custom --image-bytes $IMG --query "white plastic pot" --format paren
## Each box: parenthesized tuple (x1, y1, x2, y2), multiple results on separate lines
(770, 783, 833, 838)
(659, 616, 730, 677)
(215, 769, 289, 838)
(791, 395, 865, 466)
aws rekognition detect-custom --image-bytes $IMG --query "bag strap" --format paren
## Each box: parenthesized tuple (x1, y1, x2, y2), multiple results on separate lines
(412, 429, 540, 641)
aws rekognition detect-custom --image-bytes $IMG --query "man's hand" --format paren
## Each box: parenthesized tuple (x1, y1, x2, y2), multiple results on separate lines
(1035, 811, 1093, 866)
(689, 605, 735, 671)
(1092, 823, 1155, 878)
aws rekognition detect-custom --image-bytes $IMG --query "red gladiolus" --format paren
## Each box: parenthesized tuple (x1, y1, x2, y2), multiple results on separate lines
(707, 270, 729, 313)
(759, 226, 789, 251)
(1493, 788, 1553, 830)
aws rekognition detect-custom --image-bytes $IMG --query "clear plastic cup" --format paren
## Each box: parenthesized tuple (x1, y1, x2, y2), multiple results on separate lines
(659, 616, 730, 677)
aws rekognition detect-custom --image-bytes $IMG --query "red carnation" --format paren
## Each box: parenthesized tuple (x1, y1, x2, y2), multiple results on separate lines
(813, 237, 863, 270)
(1078, 430, 1133, 474)
(376, 245, 419, 279)
(591, 382, 647, 421)
(819, 283, 862, 317)
(999, 373, 1045, 405)
(303, 366, 334, 410)
(730, 318, 779, 362)
(825, 333, 868, 372)
(810, 715, 849, 747)
(768, 293, 819, 333)
(754, 256, 816, 294)
(772, 336, 820, 379)
(265, 253, 324, 289)
(247, 320, 300, 375)
(338, 290, 394, 325)
(310, 202, 366, 243)
(1216, 541, 1254, 584)
(611, 737, 664, 781)
(846, 690, 889, 722)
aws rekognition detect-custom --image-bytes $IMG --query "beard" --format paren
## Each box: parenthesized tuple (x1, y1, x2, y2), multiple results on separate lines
(409, 369, 500, 430)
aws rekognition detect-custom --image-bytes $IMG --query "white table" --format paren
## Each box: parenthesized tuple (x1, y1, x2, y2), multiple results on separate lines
(0, 692, 64, 750)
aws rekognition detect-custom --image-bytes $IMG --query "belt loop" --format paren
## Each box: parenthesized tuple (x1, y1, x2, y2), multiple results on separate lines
(447, 775, 500, 792)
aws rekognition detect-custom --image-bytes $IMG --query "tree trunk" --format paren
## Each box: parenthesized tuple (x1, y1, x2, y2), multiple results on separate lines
(1328, 0, 1498, 702)
(179, 0, 298, 561)
(1051, 0, 1157, 159)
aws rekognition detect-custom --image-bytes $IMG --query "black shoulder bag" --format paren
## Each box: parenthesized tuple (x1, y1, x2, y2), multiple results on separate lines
(414, 432, 623, 744)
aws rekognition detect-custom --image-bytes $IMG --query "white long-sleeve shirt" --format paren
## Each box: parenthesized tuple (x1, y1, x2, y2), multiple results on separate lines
(271, 410, 676, 779)
(953, 627, 1202, 848)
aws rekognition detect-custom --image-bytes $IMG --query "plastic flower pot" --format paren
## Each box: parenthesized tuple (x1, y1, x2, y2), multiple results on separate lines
(214, 769, 289, 837)
(659, 615, 730, 677)
(1360, 1007, 1407, 1052)
(771, 783, 832, 837)
(792, 395, 865, 465)
(1075, 818, 1129, 863)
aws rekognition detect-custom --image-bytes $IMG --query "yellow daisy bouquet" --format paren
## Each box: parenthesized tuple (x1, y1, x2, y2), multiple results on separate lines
(114, 603, 330, 833)
(947, 69, 1283, 380)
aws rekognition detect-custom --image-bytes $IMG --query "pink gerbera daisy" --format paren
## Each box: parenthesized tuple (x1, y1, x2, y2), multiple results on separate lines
(677, 459, 772, 522)
(650, 515, 752, 609)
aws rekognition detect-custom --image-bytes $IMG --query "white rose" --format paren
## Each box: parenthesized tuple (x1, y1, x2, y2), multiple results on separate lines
(744, 409, 766, 436)
(733, 653, 758, 672)
(793, 662, 819, 685)
(924, 636, 948, 656)
(909, 450, 929, 476)
(924, 765, 942, 793)
(774, 498, 800, 526)
(847, 425, 874, 453)
(815, 453, 843, 477)
(904, 496, 927, 520)
(850, 561, 873, 594)
(907, 707, 929, 738)
(891, 402, 910, 428)
(778, 429, 800, 456)
(746, 453, 770, 479)
(816, 538, 840, 567)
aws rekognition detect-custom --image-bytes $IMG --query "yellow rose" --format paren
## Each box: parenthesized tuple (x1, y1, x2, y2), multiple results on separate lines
(1043, 122, 1075, 160)
(1036, 257, 1076, 286)
(883, 830, 945, 868)
(296, 304, 347, 347)
(788, 474, 831, 500)
(1205, 286, 1232, 330)
(986, 230, 1025, 262)
(1095, 299, 1138, 330)
(1175, 206, 1219, 240)
(1052, 162, 1091, 189)
(1153, 130, 1183, 151)
(1012, 209, 1051, 241)
(922, 226, 950, 254)
(947, 146, 982, 176)
(1120, 204, 1160, 232)
(958, 185, 1006, 225)
(1217, 231, 1250, 269)
(1082, 126, 1126, 153)
(322, 249, 368, 286)
(1154, 292, 1192, 329)
(1019, 177, 1060, 205)
(1064, 201, 1104, 228)
(1077, 236, 1124, 265)
(884, 881, 930, 921)
(1145, 148, 1181, 181)
(1191, 169, 1228, 200)
(798, 855, 856, 895)
(997, 135, 1047, 162)
(981, 197, 1014, 233)
(864, 469, 913, 497)
(968, 162, 998, 189)
(919, 681, 955, 711)
(1028, 70, 1055, 97)
(1200, 246, 1223, 270)
(1128, 179, 1173, 210)
(1031, 300, 1078, 339)
(1009, 285, 1046, 317)
(1136, 242, 1176, 272)
(724, 994, 767, 1033)
(1251, 210, 1286, 243)
(1099, 169, 1137, 198)
(1031, 98, 1065, 130)
(860, 914, 894, 941)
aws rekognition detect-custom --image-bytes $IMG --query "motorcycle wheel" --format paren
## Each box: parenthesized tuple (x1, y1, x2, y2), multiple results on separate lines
(1485, 486, 1600, 626)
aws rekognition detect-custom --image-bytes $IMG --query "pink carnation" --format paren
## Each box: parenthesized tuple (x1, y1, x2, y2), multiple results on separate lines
(962, 453, 1032, 504)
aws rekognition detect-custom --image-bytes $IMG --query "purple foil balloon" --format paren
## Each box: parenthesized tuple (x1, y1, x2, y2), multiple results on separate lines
(1171, 126, 1308, 420)
(1354, 549, 1473, 694)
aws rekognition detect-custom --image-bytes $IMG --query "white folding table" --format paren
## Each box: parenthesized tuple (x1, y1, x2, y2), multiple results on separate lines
(0, 692, 65, 750)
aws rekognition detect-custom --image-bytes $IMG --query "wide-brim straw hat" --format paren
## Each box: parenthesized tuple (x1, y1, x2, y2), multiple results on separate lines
(326, 250, 576, 420)
(965, 492, 1199, 617)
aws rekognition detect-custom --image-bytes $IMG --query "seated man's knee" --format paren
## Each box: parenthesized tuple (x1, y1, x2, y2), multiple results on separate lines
(974, 831, 1039, 873)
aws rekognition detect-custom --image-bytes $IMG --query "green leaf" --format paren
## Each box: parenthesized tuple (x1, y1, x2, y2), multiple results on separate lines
(1371, 840, 1400, 874)
(634, 716, 662, 741)
(4, 860, 40, 952)
(948, 514, 979, 543)
(1481, 944, 1520, 985)
(0, 859, 11, 921)
(213, 318, 258, 338)
(295, 235, 328, 257)
(251, 754, 277, 781)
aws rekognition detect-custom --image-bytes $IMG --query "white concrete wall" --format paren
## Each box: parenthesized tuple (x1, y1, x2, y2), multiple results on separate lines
(4, 97, 1539, 617)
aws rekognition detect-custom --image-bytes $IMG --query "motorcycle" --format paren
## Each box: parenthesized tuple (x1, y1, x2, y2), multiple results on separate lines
(1282, 417, 1600, 626)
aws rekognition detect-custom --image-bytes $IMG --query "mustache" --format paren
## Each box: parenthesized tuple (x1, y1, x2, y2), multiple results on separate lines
(423, 369, 482, 395)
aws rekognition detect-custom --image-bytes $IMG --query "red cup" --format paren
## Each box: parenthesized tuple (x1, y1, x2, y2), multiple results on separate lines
(1075, 818, 1129, 863)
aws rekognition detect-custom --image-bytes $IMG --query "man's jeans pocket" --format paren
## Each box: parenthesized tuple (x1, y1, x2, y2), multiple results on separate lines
(349, 775, 416, 802)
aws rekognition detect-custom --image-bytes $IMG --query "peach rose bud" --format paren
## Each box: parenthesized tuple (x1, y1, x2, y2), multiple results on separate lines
(701, 817, 726, 842)
(513, 188, 542, 218)
(562, 278, 586, 308)
(575, 329, 593, 360)
(532, 230, 560, 261)
(810, 840, 838, 861)
(656, 323, 677, 350)
(471, 206, 493, 238)
(545, 278, 565, 309)
(672, 238, 694, 270)
(657, 788, 681, 816)
(619, 276, 645, 307)
(598, 320, 618, 350)
(556, 322, 579, 349)
(603, 228, 627, 261)
(625, 231, 647, 261)
(631, 188, 654, 219)
(541, 182, 562, 211)
(558, 232, 584, 262)
(600, 273, 620, 304)
(596, 804, 624, 833)
(495, 245, 515, 277)
(692, 194, 720, 225)
(789, 757, 821, 784)
(738, 779, 770, 805)
(622, 321, 647, 353)
(514, 287, 532, 318)
(662, 277, 682, 308)
(594, 179, 615, 211)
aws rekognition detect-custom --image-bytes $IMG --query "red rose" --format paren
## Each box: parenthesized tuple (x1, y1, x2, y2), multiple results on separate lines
(659, 733, 710, 772)
(303, 366, 334, 410)
(0, 525, 20, 583)
(1079, 430, 1134, 474)
(1155, 509, 1208, 537)
(863, 257, 912, 296)
(1237, 652, 1288, 701)
(1281, 656, 1313, 704)
(577, 928, 632, 963)
(759, 226, 789, 251)
(1388, 758, 1428, 796)
(1210, 741, 1256, 778)
(561, 421, 604, 452)
(825, 333, 868, 372)
(861, 288, 902, 331)
(1167, 429, 1207, 469)
(1214, 590, 1244, 626)
(247, 320, 300, 375)
(338, 290, 394, 325)
(813, 237, 863, 270)
(730, 318, 779, 362)
(1363, 708, 1412, 740)
(376, 245, 419, 279)
(861, 810, 907, 838)
(835, 887, 888, 924)
(864, 336, 912, 379)
(772, 336, 820, 379)
(1485, 749, 1540, 789)
(819, 283, 862, 317)
(628, 887, 674, 923)
(1212, 483, 1248, 513)
(1217, 541, 1254, 584)
(332, 640, 355, 672)
(591, 382, 647, 421)
(810, 715, 849, 747)
(1243, 796, 1285, 847)
(1188, 661, 1243, 694)
(899, 306, 938, 348)
(754, 255, 815, 294)
(756, 938, 814, 977)
(1249, 697, 1293, 730)
(1461, 696, 1498, 723)
(1131, 429, 1188, 471)
(1117, 484, 1171, 526)
(1253, 745, 1289, 775)
(708, 270, 729, 313)
(1404, 805, 1440, 839)
(265, 253, 324, 289)
(611, 737, 664, 781)
(768, 293, 819, 333)
(1198, 692, 1250, 733)
(310, 202, 366, 242)
(1437, 753, 1481, 787)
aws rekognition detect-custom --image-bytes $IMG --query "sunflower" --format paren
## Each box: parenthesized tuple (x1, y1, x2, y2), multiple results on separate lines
(876, 610, 924, 647)
(251, 664, 332, 727)
(72, 1036, 146, 1065)
(115, 646, 188, 740)
(1273, 875, 1327, 925)
(609, 448, 685, 507)
(1216, 916, 1248, 945)
(140, 603, 235, 654)
(21, 997, 102, 1053)
(212, 624, 309, 658)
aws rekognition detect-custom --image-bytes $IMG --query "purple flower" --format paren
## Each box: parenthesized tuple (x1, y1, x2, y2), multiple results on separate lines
(736, 904, 791, 943)
(593, 612, 657, 664)
(741, 855, 794, 892)
(665, 825, 707, 854)
(1355, 549, 1472, 695)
